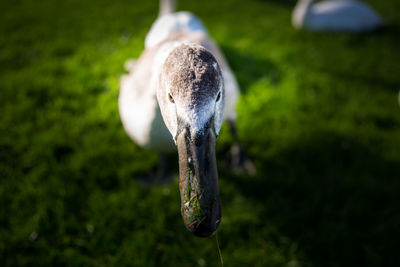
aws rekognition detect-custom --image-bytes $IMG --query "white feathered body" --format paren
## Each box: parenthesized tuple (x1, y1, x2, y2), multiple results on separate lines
(119, 11, 239, 152)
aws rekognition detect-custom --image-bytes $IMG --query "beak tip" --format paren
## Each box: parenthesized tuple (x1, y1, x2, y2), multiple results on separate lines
(184, 215, 221, 238)
(182, 202, 221, 238)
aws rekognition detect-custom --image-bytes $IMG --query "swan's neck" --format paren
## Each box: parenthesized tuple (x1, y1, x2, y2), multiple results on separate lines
(159, 0, 176, 16)
(293, 0, 315, 28)
(297, 0, 315, 11)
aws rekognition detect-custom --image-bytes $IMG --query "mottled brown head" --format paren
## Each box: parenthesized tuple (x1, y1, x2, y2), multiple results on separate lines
(158, 43, 225, 143)
(162, 44, 222, 107)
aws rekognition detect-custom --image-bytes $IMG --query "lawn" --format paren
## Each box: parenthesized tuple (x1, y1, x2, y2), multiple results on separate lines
(1, 0, 400, 266)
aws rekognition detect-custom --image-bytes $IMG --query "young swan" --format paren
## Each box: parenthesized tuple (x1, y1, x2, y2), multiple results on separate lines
(119, 0, 248, 237)
(158, 44, 224, 237)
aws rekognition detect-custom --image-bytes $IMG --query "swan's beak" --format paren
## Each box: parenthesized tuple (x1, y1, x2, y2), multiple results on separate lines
(176, 124, 221, 237)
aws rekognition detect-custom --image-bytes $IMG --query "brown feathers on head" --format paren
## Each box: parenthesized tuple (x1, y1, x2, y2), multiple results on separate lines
(162, 44, 222, 106)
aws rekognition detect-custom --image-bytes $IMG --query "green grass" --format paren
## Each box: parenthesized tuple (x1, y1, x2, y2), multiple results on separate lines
(1, 0, 400, 266)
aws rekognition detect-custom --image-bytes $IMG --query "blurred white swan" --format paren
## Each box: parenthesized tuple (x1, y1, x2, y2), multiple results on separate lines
(292, 0, 383, 32)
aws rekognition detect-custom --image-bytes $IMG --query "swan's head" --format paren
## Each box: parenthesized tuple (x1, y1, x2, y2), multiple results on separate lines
(157, 44, 224, 237)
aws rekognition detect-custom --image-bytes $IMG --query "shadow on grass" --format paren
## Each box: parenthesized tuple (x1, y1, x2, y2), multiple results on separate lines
(228, 132, 400, 266)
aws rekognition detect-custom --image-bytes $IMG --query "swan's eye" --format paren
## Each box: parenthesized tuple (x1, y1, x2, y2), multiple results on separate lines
(216, 91, 221, 102)
(168, 93, 175, 103)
